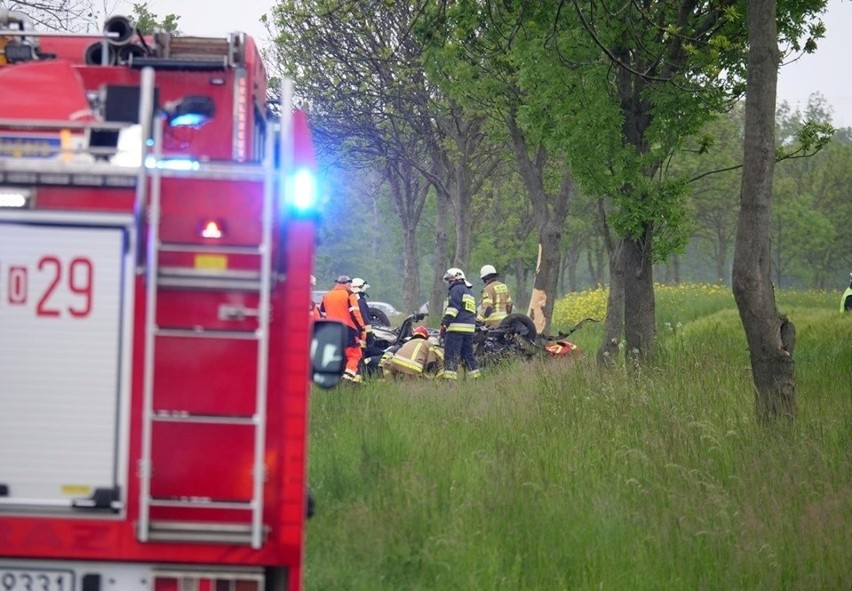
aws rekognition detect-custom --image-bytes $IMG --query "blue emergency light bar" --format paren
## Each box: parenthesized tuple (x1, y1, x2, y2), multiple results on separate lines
(291, 168, 317, 212)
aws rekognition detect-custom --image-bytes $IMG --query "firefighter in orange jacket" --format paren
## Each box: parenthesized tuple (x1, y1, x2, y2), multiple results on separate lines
(382, 326, 444, 378)
(320, 275, 367, 382)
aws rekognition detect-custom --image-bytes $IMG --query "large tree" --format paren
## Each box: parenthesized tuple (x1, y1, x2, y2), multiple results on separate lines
(267, 0, 434, 312)
(732, 0, 795, 423)
(566, 0, 827, 362)
(267, 0, 496, 313)
(421, 1, 583, 334)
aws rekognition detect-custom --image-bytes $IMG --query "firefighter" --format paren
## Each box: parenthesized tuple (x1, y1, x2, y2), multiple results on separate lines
(320, 275, 367, 382)
(350, 277, 376, 349)
(310, 275, 323, 321)
(841, 273, 852, 313)
(477, 264, 513, 328)
(439, 268, 480, 380)
(382, 326, 444, 379)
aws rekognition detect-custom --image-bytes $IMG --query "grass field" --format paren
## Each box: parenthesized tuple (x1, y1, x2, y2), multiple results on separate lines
(304, 286, 851, 590)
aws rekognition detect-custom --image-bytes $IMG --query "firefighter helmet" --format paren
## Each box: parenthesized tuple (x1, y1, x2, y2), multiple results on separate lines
(351, 277, 370, 292)
(444, 267, 473, 288)
(336, 275, 352, 284)
(412, 326, 429, 339)
(480, 264, 497, 280)
(443, 268, 465, 282)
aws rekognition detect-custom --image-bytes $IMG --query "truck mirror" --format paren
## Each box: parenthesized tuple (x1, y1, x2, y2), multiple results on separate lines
(310, 320, 347, 388)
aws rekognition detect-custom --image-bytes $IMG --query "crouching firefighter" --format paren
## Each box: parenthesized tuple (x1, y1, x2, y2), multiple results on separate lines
(440, 268, 481, 380)
(382, 326, 444, 379)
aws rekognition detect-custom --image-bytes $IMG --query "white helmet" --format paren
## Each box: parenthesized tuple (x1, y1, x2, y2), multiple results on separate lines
(480, 264, 497, 280)
(351, 277, 370, 292)
(443, 267, 465, 282)
(444, 267, 472, 287)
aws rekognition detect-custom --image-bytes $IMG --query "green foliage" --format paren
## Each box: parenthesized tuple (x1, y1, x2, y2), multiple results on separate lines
(306, 288, 851, 590)
(274, 0, 842, 313)
(131, 2, 179, 35)
(773, 97, 852, 288)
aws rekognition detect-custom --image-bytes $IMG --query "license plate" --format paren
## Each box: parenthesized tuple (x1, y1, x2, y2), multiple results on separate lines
(0, 569, 74, 591)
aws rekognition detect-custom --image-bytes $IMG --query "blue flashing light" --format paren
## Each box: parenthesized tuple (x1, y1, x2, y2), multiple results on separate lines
(291, 168, 317, 212)
(144, 156, 200, 171)
(169, 113, 209, 128)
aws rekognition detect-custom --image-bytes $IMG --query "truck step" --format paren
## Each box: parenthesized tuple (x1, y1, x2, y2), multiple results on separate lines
(145, 520, 261, 545)
(157, 268, 262, 291)
(154, 327, 259, 339)
(151, 412, 257, 425)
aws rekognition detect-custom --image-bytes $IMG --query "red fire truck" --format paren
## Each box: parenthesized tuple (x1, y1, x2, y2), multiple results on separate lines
(0, 10, 345, 591)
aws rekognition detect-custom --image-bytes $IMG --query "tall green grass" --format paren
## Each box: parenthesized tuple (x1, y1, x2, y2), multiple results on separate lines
(305, 288, 851, 590)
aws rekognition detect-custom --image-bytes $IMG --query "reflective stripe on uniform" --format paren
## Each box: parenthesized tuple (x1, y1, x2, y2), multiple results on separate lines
(447, 322, 475, 333)
(391, 341, 426, 372)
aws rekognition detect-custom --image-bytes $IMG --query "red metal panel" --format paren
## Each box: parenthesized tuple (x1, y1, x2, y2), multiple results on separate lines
(150, 422, 253, 500)
(158, 251, 262, 273)
(156, 290, 259, 332)
(158, 179, 263, 245)
(0, 61, 91, 121)
(35, 187, 136, 212)
(153, 335, 257, 416)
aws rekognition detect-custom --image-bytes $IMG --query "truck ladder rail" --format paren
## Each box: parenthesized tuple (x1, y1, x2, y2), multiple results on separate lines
(137, 68, 275, 550)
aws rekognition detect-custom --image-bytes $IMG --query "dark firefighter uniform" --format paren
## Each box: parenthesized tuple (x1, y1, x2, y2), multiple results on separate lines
(320, 276, 367, 382)
(440, 269, 480, 380)
(352, 290, 375, 349)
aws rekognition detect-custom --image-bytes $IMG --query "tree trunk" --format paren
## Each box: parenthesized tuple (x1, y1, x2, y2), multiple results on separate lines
(597, 239, 624, 365)
(528, 224, 563, 335)
(622, 223, 656, 362)
(732, 0, 796, 424)
(385, 158, 427, 315)
(513, 258, 528, 310)
(566, 247, 581, 292)
(671, 254, 681, 285)
(507, 111, 574, 334)
(429, 183, 452, 324)
(402, 224, 420, 313)
(452, 164, 473, 270)
(595, 244, 606, 286)
(586, 249, 597, 287)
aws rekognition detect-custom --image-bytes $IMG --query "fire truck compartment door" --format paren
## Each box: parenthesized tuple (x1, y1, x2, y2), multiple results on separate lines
(0, 214, 133, 510)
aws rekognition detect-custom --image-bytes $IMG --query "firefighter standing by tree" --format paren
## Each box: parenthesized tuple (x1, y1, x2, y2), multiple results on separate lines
(381, 326, 444, 378)
(440, 268, 481, 380)
(321, 275, 367, 382)
(477, 264, 513, 328)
